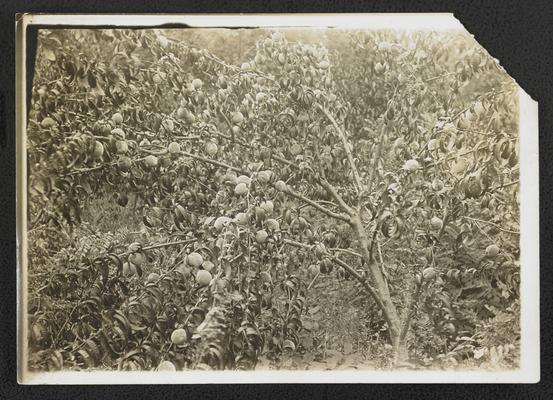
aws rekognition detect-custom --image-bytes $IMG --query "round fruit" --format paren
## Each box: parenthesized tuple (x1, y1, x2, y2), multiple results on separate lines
(422, 267, 437, 281)
(318, 60, 330, 69)
(111, 113, 123, 124)
(122, 262, 136, 276)
(308, 264, 320, 278)
(115, 140, 128, 154)
(234, 182, 248, 196)
(451, 158, 469, 176)
(236, 175, 251, 185)
(187, 252, 204, 268)
(144, 155, 158, 168)
(196, 269, 212, 287)
(214, 216, 231, 232)
(170, 328, 188, 345)
(431, 178, 444, 191)
(92, 141, 104, 159)
(192, 78, 203, 90)
(205, 142, 218, 156)
(260, 200, 274, 216)
(315, 243, 326, 258)
(183, 110, 196, 125)
(202, 261, 215, 272)
(275, 180, 288, 192)
(111, 128, 126, 140)
(176, 107, 187, 119)
(168, 141, 181, 154)
(40, 117, 57, 128)
(231, 111, 244, 124)
(234, 212, 249, 226)
(176, 263, 191, 278)
(257, 170, 272, 184)
(117, 156, 132, 172)
(171, 328, 188, 346)
(430, 217, 443, 231)
(129, 252, 145, 267)
(443, 322, 456, 335)
(255, 230, 269, 244)
(265, 218, 280, 232)
(485, 244, 500, 258)
(320, 258, 333, 274)
(147, 272, 160, 283)
(290, 143, 302, 156)
(402, 159, 420, 171)
(256, 92, 267, 102)
(156, 361, 176, 371)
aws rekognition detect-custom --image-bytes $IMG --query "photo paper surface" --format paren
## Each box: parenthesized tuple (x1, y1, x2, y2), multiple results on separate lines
(16, 14, 539, 384)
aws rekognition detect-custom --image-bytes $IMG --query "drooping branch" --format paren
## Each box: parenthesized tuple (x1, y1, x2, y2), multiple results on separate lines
(317, 104, 363, 196)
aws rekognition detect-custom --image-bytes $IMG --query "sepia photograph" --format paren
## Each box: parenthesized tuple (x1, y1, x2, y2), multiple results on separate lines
(16, 14, 539, 384)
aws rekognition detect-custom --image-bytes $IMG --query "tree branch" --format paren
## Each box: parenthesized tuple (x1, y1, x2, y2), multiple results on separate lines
(462, 216, 520, 235)
(399, 278, 424, 341)
(282, 238, 386, 313)
(317, 104, 363, 196)
(366, 123, 387, 192)
(140, 147, 248, 175)
(317, 178, 354, 217)
(329, 248, 362, 258)
(283, 185, 350, 223)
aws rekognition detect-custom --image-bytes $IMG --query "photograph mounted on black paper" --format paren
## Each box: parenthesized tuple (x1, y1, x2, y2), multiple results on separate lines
(16, 14, 539, 384)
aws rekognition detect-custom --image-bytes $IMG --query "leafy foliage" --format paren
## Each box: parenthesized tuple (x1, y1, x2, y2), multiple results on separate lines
(27, 28, 520, 371)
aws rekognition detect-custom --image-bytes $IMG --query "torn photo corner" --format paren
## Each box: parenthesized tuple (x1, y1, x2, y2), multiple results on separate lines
(15, 13, 539, 384)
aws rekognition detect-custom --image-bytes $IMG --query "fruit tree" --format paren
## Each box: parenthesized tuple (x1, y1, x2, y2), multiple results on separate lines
(26, 28, 520, 370)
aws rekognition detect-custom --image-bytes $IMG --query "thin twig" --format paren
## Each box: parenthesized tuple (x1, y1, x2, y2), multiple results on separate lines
(284, 186, 350, 223)
(462, 216, 520, 235)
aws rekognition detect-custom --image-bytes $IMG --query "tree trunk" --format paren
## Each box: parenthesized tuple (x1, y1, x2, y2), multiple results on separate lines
(350, 214, 406, 363)
(392, 334, 409, 366)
